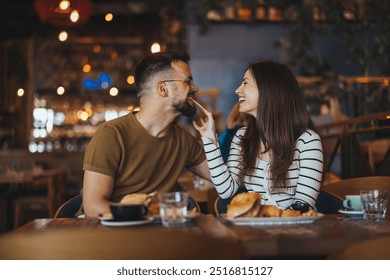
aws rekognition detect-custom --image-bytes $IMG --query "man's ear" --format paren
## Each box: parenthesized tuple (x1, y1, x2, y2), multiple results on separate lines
(157, 81, 168, 97)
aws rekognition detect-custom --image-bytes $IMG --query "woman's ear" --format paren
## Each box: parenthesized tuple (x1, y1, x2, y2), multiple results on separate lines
(157, 81, 168, 97)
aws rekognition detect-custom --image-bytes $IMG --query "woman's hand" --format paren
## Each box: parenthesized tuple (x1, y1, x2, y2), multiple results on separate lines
(192, 106, 217, 144)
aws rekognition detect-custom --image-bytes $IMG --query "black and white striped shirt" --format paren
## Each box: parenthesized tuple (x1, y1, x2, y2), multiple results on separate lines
(202, 128, 323, 209)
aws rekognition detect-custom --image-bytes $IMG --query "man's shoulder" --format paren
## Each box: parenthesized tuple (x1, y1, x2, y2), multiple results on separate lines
(96, 113, 133, 130)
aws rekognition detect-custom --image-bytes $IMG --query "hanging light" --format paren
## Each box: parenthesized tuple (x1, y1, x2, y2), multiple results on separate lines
(34, 0, 93, 26)
(70, 10, 80, 23)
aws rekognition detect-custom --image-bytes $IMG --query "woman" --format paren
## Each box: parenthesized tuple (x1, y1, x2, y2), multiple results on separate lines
(193, 60, 323, 211)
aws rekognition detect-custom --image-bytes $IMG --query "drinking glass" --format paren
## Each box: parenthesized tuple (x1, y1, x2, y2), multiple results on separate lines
(360, 190, 388, 221)
(159, 192, 188, 227)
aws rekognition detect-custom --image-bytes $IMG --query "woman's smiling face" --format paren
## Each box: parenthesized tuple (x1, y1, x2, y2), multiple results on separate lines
(235, 69, 259, 118)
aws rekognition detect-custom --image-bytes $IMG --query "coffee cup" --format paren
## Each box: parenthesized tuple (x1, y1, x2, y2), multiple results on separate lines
(109, 203, 148, 221)
(343, 195, 363, 211)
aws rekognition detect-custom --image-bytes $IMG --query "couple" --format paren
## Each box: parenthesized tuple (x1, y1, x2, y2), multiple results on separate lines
(81, 50, 323, 217)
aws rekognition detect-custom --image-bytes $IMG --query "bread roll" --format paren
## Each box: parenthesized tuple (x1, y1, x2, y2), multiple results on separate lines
(257, 205, 282, 217)
(226, 192, 261, 218)
(120, 193, 148, 204)
(280, 209, 301, 217)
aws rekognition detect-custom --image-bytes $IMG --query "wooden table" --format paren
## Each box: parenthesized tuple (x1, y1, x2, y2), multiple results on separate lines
(1, 214, 390, 259)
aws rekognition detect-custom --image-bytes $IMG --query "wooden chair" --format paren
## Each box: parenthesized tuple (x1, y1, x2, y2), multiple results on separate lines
(13, 169, 66, 227)
(54, 194, 82, 218)
(187, 195, 201, 213)
(327, 235, 390, 259)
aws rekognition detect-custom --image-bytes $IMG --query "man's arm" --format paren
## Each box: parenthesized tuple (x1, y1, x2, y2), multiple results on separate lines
(188, 159, 211, 182)
(82, 170, 114, 217)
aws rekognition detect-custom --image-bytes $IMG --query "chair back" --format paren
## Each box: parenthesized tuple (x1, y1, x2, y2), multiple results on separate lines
(54, 195, 82, 218)
(315, 190, 343, 214)
(187, 195, 201, 213)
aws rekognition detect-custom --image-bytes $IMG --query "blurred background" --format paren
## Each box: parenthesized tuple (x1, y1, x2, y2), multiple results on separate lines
(1, 0, 389, 229)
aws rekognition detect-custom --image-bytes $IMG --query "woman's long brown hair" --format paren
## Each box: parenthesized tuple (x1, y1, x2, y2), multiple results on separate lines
(238, 61, 316, 190)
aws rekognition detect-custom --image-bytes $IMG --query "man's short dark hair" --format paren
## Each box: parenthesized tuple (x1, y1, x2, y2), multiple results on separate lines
(135, 51, 190, 92)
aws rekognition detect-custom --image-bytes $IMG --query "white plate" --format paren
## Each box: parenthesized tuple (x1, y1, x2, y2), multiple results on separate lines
(222, 213, 323, 226)
(100, 217, 153, 227)
(338, 209, 364, 217)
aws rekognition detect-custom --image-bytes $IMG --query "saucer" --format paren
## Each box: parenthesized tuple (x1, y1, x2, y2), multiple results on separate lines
(338, 209, 364, 217)
(148, 214, 197, 223)
(100, 217, 153, 227)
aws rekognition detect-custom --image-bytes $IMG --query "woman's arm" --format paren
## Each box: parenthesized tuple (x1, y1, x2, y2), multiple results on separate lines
(294, 130, 324, 208)
(192, 106, 242, 198)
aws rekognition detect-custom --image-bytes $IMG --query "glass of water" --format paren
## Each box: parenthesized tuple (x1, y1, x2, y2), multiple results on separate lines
(360, 190, 388, 221)
(158, 192, 188, 227)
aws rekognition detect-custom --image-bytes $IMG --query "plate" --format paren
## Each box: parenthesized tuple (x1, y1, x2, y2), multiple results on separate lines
(338, 209, 364, 217)
(100, 217, 153, 227)
(222, 213, 323, 226)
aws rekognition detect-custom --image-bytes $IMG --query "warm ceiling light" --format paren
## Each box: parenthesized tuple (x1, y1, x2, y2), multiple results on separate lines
(35, 0, 93, 26)
(58, 31, 68, 41)
(17, 88, 25, 97)
(57, 86, 65, 95)
(83, 64, 91, 73)
(151, 42, 161, 53)
(70, 10, 80, 23)
(105, 13, 113, 22)
(59, 0, 70, 10)
(109, 87, 119, 96)
(127, 75, 135, 85)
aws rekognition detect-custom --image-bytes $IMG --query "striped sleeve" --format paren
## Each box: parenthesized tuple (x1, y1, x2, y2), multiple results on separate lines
(201, 134, 242, 199)
(293, 129, 324, 207)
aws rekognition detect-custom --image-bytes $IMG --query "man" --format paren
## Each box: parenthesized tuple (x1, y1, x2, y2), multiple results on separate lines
(81, 51, 211, 217)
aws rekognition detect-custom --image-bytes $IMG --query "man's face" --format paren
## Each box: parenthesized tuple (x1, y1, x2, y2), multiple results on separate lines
(168, 61, 199, 117)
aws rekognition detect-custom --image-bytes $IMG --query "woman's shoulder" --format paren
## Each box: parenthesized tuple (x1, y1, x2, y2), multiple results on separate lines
(296, 129, 322, 149)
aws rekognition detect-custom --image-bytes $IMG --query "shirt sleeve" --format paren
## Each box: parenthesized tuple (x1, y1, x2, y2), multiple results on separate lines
(293, 130, 324, 208)
(201, 132, 243, 199)
(83, 122, 121, 178)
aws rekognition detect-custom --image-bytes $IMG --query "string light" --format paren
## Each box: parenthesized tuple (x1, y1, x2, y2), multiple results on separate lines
(151, 42, 161, 53)
(58, 31, 68, 41)
(59, 0, 70, 10)
(57, 86, 65, 95)
(17, 88, 24, 97)
(105, 13, 113, 22)
(70, 10, 80, 23)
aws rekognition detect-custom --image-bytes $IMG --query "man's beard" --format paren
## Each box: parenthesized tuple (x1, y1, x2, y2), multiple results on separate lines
(173, 100, 196, 117)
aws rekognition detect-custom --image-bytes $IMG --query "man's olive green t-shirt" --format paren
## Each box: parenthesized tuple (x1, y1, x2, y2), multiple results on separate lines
(82, 112, 206, 202)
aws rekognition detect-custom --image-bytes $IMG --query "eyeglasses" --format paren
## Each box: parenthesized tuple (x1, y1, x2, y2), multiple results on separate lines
(160, 77, 194, 87)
